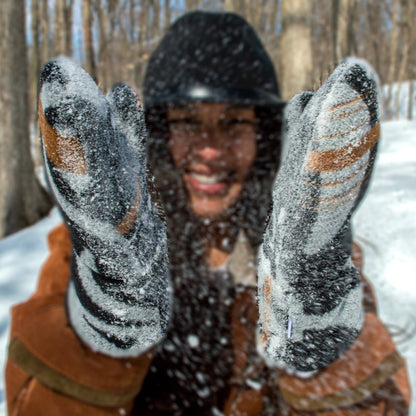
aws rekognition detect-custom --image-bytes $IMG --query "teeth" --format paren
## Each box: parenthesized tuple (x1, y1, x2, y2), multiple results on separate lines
(190, 172, 227, 184)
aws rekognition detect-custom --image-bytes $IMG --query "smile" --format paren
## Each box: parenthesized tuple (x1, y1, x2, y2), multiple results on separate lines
(190, 172, 228, 184)
(184, 170, 234, 194)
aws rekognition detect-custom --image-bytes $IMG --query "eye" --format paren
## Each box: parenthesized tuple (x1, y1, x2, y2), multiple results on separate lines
(221, 118, 257, 137)
(222, 117, 256, 126)
(168, 118, 202, 133)
(168, 117, 199, 124)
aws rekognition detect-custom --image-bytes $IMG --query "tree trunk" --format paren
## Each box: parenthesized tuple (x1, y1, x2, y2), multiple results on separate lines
(31, 0, 44, 169)
(0, 0, 52, 238)
(127, 0, 138, 86)
(406, 0, 415, 120)
(279, 0, 313, 100)
(40, 0, 50, 64)
(224, 0, 234, 11)
(31, 0, 41, 99)
(164, 0, 171, 32)
(54, 0, 66, 55)
(135, 0, 150, 87)
(94, 0, 110, 90)
(151, 0, 160, 40)
(107, 0, 117, 87)
(408, 81, 414, 120)
(82, 0, 97, 81)
(394, 0, 411, 119)
(185, 0, 199, 10)
(64, 0, 74, 56)
(252, 0, 265, 36)
(386, 0, 400, 120)
(224, 0, 246, 15)
(365, 0, 382, 77)
(331, 0, 339, 64)
(333, 0, 357, 62)
(266, 0, 279, 40)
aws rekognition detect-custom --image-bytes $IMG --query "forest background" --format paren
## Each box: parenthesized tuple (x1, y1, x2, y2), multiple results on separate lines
(0, 0, 415, 238)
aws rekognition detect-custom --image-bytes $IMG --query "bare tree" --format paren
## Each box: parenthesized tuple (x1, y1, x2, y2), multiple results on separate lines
(52, 0, 74, 56)
(310, 1, 334, 88)
(0, 0, 52, 238)
(82, 0, 98, 81)
(31, 0, 45, 168)
(186, 0, 200, 10)
(279, 0, 313, 100)
(151, 0, 161, 39)
(394, 0, 412, 119)
(385, 0, 400, 119)
(64, 0, 75, 56)
(407, 80, 414, 121)
(365, 0, 383, 77)
(54, 0, 66, 55)
(93, 0, 119, 90)
(333, 0, 357, 62)
(406, 0, 415, 120)
(132, 0, 150, 88)
(223, 0, 280, 72)
(164, 0, 172, 32)
(22, 0, 416, 135)
(224, 0, 246, 14)
(40, 0, 50, 64)
(265, 0, 279, 41)
(31, 0, 41, 95)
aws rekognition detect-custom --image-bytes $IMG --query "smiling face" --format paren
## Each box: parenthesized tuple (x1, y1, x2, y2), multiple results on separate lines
(167, 103, 258, 218)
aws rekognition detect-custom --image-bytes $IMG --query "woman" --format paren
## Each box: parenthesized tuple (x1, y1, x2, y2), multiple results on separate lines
(6, 11, 410, 415)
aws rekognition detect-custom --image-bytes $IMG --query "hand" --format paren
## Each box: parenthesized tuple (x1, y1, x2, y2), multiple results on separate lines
(39, 57, 171, 357)
(257, 58, 380, 373)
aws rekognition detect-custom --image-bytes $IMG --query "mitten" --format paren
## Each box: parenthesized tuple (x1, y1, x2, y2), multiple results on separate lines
(39, 56, 171, 358)
(257, 58, 380, 373)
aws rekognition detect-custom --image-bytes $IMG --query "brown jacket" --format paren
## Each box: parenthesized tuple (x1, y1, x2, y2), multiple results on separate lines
(6, 223, 411, 415)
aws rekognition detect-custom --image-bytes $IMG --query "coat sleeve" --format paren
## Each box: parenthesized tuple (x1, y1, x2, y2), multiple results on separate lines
(278, 312, 411, 415)
(224, 244, 411, 416)
(277, 245, 411, 416)
(5, 223, 154, 416)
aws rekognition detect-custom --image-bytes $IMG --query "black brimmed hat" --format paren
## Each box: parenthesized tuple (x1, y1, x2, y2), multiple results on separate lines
(143, 11, 284, 109)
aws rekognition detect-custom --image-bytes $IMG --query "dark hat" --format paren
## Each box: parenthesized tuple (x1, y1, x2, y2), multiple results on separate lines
(143, 11, 283, 109)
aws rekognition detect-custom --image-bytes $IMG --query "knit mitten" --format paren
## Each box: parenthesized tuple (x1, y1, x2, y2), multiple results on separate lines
(39, 56, 171, 358)
(257, 58, 380, 373)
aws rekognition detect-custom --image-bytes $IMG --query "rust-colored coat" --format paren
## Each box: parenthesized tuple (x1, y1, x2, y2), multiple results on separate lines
(6, 224, 411, 415)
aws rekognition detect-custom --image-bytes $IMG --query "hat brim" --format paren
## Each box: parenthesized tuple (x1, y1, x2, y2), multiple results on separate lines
(144, 84, 286, 109)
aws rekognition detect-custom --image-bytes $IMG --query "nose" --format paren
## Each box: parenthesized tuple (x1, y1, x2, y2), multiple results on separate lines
(194, 126, 224, 160)
(197, 146, 220, 160)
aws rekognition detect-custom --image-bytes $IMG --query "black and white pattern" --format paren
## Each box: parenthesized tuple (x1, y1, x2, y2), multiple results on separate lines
(40, 57, 171, 358)
(257, 58, 381, 373)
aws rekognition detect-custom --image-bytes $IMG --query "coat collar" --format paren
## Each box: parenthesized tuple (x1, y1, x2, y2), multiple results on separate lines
(227, 230, 257, 287)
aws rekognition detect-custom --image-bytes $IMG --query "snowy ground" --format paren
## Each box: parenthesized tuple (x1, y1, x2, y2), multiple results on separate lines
(352, 120, 416, 413)
(0, 208, 62, 414)
(0, 120, 415, 414)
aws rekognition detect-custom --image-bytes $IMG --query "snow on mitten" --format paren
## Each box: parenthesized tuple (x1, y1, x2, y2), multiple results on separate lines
(39, 56, 171, 357)
(257, 58, 380, 373)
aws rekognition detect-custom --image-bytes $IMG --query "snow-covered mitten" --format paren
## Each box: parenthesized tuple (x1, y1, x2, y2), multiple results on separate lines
(39, 57, 171, 357)
(257, 58, 380, 373)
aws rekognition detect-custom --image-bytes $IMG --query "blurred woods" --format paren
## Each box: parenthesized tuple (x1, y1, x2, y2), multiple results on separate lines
(0, 0, 415, 238)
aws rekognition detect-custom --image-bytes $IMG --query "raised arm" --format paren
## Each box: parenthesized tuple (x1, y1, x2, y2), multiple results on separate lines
(257, 58, 411, 414)
(6, 57, 171, 415)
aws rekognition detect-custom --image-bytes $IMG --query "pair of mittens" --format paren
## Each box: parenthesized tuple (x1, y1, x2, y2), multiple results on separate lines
(257, 58, 380, 373)
(39, 57, 171, 357)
